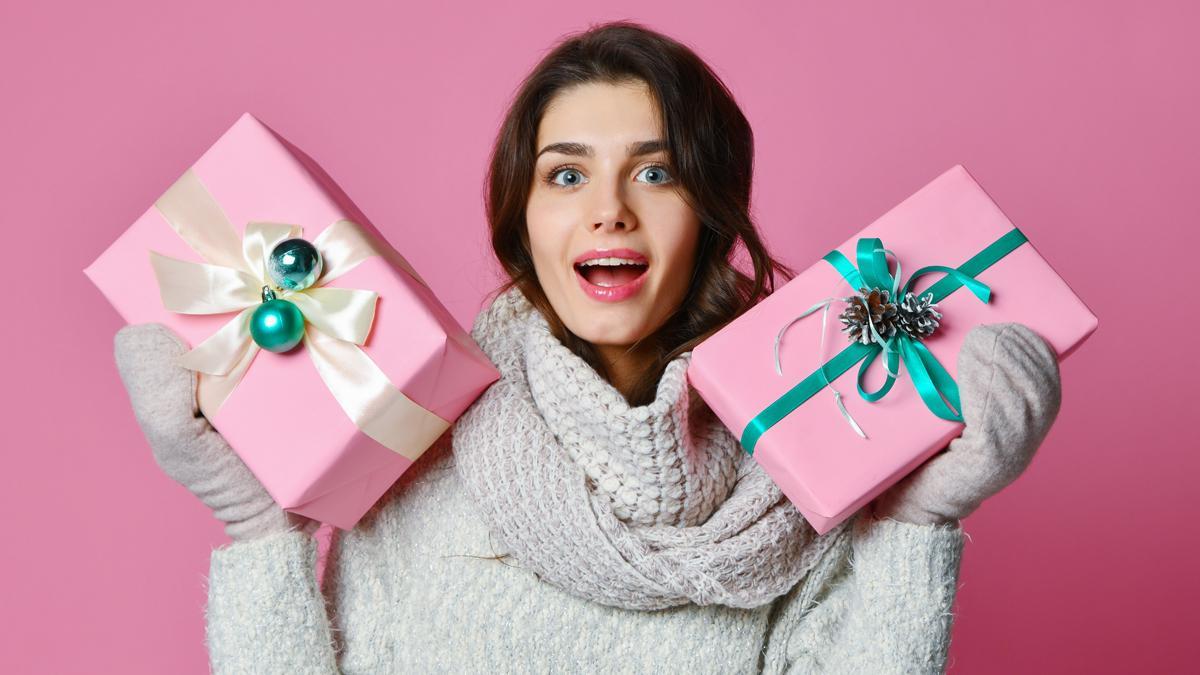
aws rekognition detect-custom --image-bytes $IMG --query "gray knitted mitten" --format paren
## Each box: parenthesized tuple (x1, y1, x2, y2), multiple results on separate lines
(114, 323, 316, 541)
(870, 322, 1063, 525)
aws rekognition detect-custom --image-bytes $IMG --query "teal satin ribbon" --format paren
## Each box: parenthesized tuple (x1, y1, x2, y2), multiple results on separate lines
(741, 226, 1029, 455)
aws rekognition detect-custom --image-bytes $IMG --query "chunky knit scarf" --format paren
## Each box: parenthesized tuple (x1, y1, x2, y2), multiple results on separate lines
(452, 287, 851, 611)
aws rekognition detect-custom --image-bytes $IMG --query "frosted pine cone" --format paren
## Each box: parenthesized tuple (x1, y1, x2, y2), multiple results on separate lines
(838, 287, 899, 344)
(897, 291, 942, 340)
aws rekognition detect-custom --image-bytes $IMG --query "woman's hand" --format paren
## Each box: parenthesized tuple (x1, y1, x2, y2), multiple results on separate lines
(114, 323, 316, 541)
(869, 322, 1062, 526)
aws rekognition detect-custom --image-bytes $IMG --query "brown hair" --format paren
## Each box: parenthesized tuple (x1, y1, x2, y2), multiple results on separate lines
(484, 20, 796, 407)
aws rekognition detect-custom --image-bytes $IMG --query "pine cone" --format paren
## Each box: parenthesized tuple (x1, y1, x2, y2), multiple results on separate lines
(838, 287, 899, 344)
(897, 291, 942, 340)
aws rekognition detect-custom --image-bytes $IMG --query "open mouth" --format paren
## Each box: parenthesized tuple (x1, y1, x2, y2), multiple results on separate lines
(573, 260, 650, 287)
(572, 255, 651, 302)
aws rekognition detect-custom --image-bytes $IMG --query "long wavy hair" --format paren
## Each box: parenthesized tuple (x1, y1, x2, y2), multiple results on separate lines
(484, 20, 796, 407)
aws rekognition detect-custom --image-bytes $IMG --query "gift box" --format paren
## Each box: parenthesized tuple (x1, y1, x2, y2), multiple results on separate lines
(84, 112, 501, 530)
(688, 165, 1098, 535)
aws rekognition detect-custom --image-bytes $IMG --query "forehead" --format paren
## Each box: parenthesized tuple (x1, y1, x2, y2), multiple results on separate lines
(537, 80, 663, 149)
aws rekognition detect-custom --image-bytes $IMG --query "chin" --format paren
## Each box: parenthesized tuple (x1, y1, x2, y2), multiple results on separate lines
(573, 325, 644, 350)
(564, 309, 648, 349)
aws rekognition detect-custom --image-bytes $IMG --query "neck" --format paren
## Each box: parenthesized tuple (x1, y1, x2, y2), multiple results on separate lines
(595, 342, 656, 403)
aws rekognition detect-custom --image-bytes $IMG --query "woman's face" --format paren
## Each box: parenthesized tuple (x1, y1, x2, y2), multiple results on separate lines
(526, 80, 701, 355)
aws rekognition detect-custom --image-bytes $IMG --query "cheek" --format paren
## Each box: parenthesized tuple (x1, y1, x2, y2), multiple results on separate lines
(525, 212, 571, 288)
(527, 232, 556, 283)
(660, 249, 693, 294)
(655, 222, 701, 290)
(526, 192, 571, 239)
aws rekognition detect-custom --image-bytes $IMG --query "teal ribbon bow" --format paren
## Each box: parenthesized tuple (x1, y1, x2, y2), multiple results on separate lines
(741, 227, 1029, 455)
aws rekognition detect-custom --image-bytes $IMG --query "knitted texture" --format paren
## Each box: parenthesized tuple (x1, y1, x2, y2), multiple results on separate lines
(204, 466, 966, 674)
(113, 322, 316, 542)
(526, 321, 737, 529)
(451, 286, 850, 610)
(201, 285, 974, 673)
(872, 322, 1062, 525)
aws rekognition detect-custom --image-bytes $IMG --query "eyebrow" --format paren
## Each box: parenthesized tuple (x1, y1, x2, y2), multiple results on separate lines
(536, 139, 666, 159)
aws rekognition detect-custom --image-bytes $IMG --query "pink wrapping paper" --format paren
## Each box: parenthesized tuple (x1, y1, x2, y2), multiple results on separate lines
(688, 165, 1098, 534)
(84, 113, 501, 530)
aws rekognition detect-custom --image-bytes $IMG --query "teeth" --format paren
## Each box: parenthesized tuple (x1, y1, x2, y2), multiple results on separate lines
(578, 257, 646, 267)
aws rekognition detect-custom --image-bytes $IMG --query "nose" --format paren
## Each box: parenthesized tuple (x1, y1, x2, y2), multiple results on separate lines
(588, 178, 637, 233)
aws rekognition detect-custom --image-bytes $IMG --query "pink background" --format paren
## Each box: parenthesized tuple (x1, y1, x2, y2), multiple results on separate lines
(2, 1, 1193, 672)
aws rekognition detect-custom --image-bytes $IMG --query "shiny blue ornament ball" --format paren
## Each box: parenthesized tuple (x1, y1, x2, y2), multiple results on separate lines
(250, 299, 306, 353)
(267, 238, 323, 291)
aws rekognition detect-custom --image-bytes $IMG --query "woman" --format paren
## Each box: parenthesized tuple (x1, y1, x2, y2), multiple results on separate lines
(113, 21, 1061, 674)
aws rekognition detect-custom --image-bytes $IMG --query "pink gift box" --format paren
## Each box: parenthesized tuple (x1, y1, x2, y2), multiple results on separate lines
(84, 112, 500, 530)
(688, 165, 1098, 535)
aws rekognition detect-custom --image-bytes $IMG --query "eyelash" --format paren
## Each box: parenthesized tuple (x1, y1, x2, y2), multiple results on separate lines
(542, 163, 674, 189)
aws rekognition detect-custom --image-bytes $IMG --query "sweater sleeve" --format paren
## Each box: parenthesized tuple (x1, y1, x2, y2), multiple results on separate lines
(780, 512, 967, 675)
(204, 528, 341, 674)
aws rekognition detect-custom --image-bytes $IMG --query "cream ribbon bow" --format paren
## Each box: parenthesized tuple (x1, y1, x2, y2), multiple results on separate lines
(145, 169, 449, 461)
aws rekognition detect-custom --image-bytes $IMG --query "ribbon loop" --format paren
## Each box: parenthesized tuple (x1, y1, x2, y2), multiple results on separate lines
(175, 306, 258, 377)
(288, 287, 378, 345)
(903, 264, 991, 303)
(856, 238, 895, 293)
(773, 276, 873, 440)
(149, 251, 261, 314)
(742, 227, 1030, 454)
(147, 168, 451, 460)
(856, 341, 900, 402)
(314, 219, 393, 284)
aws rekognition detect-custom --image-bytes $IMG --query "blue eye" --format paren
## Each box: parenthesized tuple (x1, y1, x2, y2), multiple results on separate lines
(548, 167, 587, 187)
(544, 164, 674, 188)
(636, 165, 674, 185)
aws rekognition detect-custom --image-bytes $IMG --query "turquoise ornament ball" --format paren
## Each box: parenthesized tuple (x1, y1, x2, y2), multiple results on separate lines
(267, 238, 323, 291)
(250, 297, 306, 353)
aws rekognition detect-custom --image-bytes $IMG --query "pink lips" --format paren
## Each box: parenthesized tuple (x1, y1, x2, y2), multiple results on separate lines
(572, 248, 648, 266)
(572, 248, 650, 303)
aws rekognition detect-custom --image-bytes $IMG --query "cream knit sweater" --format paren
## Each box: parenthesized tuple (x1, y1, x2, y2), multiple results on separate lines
(203, 289, 967, 674)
